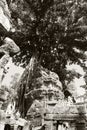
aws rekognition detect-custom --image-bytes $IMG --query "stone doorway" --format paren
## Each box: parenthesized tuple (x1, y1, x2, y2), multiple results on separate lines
(56, 121, 69, 130)
(4, 124, 11, 130)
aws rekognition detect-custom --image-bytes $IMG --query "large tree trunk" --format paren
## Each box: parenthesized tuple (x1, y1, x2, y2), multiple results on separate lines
(17, 55, 38, 117)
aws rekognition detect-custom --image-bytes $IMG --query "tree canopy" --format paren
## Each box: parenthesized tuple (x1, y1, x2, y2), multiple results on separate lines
(5, 0, 87, 88)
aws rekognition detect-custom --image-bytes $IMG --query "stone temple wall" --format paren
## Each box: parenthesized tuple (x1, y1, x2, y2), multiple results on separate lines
(27, 97, 87, 130)
(0, 0, 20, 110)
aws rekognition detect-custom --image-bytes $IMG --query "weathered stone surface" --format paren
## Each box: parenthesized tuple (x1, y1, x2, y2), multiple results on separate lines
(17, 56, 64, 118)
(27, 100, 44, 116)
(27, 100, 45, 127)
(48, 102, 87, 121)
(0, 89, 9, 102)
(0, 37, 20, 96)
(24, 66, 64, 100)
(0, 54, 10, 68)
(0, 37, 20, 105)
(37, 66, 62, 90)
(0, 54, 10, 93)
(0, 0, 20, 105)
(0, 37, 20, 54)
(20, 62, 64, 127)
(0, 0, 11, 31)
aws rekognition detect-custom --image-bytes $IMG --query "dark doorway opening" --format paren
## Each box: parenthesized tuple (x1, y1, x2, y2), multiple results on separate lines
(4, 124, 11, 130)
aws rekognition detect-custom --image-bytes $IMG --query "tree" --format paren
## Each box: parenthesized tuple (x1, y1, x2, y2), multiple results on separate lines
(6, 0, 87, 90)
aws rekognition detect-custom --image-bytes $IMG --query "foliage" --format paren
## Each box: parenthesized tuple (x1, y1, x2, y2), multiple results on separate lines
(6, 0, 87, 88)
